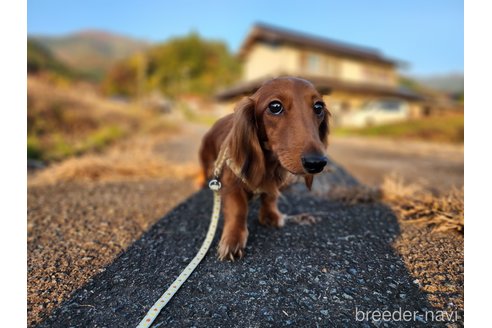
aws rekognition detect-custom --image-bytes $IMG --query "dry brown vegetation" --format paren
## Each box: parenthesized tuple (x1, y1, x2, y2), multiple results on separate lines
(27, 76, 180, 162)
(327, 174, 464, 233)
(27, 78, 207, 326)
(333, 113, 464, 144)
(28, 134, 201, 186)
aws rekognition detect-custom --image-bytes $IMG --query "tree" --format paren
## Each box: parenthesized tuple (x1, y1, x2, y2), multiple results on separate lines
(102, 32, 240, 98)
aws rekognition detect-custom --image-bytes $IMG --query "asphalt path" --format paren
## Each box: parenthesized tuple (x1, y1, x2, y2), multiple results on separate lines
(35, 162, 462, 327)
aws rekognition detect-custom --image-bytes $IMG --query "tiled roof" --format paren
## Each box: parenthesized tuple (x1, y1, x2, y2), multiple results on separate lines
(239, 23, 400, 66)
(216, 75, 423, 101)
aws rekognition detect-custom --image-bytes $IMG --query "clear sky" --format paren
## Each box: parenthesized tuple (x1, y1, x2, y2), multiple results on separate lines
(28, 0, 463, 76)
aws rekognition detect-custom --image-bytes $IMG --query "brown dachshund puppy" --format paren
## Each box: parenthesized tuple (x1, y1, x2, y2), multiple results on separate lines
(199, 77, 329, 261)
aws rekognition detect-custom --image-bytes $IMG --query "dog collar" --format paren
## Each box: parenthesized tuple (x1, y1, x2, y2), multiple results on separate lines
(213, 145, 263, 194)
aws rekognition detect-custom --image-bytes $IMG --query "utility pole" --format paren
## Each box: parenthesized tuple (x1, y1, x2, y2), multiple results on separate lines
(136, 51, 147, 106)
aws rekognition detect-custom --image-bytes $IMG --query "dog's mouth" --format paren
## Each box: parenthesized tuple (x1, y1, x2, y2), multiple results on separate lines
(274, 151, 307, 176)
(284, 166, 304, 175)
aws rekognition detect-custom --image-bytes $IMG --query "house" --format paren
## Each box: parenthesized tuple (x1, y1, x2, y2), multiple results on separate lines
(216, 23, 424, 122)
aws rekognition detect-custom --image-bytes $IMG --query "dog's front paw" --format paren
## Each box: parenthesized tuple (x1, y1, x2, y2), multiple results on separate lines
(217, 228, 248, 261)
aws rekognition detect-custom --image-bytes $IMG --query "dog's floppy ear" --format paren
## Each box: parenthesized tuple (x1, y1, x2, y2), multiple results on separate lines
(228, 97, 265, 189)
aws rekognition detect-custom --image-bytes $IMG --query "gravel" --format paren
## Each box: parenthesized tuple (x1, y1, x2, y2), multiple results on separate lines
(27, 179, 197, 327)
(32, 166, 463, 327)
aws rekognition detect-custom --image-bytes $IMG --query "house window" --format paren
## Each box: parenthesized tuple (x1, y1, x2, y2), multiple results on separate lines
(307, 54, 320, 73)
(265, 40, 280, 50)
(324, 59, 339, 77)
(362, 67, 375, 81)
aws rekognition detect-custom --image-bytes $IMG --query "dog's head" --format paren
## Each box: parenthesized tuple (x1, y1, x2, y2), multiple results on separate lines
(228, 77, 329, 189)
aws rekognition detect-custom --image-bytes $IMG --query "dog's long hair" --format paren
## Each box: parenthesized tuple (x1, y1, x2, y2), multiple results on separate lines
(227, 97, 266, 190)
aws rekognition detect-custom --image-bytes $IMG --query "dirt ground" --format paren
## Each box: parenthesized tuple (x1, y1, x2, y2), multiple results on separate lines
(37, 183, 464, 328)
(327, 136, 464, 194)
(27, 127, 464, 326)
(27, 123, 207, 326)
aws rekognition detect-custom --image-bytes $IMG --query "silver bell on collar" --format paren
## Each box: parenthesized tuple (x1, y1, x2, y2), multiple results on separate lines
(208, 178, 221, 191)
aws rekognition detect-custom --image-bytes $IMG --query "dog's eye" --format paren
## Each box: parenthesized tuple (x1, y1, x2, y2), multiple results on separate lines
(313, 102, 325, 116)
(268, 101, 284, 115)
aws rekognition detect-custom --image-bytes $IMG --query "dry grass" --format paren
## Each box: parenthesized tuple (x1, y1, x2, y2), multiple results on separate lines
(325, 185, 382, 205)
(29, 135, 200, 186)
(27, 76, 181, 162)
(327, 174, 464, 234)
(333, 113, 464, 144)
(29, 156, 198, 185)
(27, 77, 203, 186)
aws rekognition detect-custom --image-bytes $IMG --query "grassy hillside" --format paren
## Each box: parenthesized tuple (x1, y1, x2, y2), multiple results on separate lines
(31, 30, 149, 81)
(334, 114, 464, 144)
(27, 76, 178, 162)
(27, 38, 73, 77)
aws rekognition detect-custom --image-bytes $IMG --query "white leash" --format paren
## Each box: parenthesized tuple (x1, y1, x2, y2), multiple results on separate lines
(136, 179, 222, 327)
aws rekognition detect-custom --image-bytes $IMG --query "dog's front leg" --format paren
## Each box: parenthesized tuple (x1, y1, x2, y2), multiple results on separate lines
(217, 187, 249, 261)
(259, 192, 285, 228)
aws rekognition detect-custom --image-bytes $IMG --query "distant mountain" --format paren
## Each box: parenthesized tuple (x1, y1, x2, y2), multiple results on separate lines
(27, 38, 72, 76)
(414, 73, 464, 94)
(30, 30, 149, 81)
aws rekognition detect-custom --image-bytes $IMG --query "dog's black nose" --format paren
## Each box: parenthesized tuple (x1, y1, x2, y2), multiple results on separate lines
(301, 155, 328, 174)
